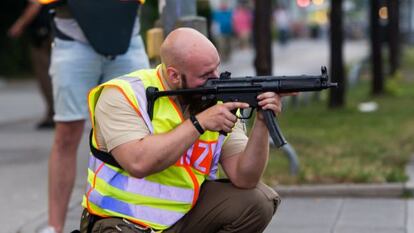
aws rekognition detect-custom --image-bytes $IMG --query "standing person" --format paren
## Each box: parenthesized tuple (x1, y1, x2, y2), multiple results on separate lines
(273, 5, 291, 46)
(79, 27, 282, 233)
(8, 0, 54, 129)
(232, 1, 253, 49)
(211, 1, 233, 62)
(38, 0, 150, 232)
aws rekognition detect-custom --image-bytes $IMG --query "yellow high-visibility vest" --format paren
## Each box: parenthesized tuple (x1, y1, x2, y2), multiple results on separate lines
(82, 65, 225, 230)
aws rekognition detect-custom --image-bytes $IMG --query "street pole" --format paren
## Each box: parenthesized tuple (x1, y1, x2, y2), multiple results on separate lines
(160, 0, 207, 37)
(387, 0, 401, 75)
(370, 0, 384, 95)
(253, 0, 272, 76)
(329, 0, 345, 108)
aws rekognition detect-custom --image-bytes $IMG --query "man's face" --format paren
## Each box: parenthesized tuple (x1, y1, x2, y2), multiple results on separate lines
(179, 66, 220, 89)
(178, 63, 220, 115)
(174, 47, 220, 114)
(179, 47, 220, 88)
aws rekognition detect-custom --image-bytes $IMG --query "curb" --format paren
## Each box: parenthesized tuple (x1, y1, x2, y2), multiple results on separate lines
(274, 183, 407, 198)
(405, 156, 414, 196)
(274, 154, 414, 198)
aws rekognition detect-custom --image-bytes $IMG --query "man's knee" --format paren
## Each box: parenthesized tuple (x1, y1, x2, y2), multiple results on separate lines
(248, 183, 280, 218)
(224, 182, 280, 225)
(254, 183, 281, 219)
(211, 182, 280, 232)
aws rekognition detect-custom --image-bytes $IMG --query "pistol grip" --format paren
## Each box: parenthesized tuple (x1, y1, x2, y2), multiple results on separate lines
(219, 108, 238, 136)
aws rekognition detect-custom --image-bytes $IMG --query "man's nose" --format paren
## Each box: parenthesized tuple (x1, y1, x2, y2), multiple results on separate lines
(213, 70, 220, 78)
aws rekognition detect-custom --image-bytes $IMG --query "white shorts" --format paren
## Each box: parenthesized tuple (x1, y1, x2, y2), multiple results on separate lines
(49, 35, 149, 122)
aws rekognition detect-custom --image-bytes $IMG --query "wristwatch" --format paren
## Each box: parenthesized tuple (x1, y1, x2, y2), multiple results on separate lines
(190, 115, 205, 135)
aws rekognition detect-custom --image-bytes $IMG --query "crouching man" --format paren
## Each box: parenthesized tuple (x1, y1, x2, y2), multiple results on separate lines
(80, 27, 281, 233)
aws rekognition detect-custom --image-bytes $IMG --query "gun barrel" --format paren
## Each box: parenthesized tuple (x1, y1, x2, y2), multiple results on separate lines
(328, 83, 338, 88)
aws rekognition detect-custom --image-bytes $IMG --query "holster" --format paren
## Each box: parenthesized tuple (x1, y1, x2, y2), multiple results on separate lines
(79, 209, 154, 233)
(80, 209, 102, 233)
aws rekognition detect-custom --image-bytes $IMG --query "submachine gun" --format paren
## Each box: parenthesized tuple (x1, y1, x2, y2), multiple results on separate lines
(146, 66, 337, 148)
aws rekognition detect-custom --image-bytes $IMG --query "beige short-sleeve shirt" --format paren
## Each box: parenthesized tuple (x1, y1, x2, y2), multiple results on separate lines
(94, 87, 248, 159)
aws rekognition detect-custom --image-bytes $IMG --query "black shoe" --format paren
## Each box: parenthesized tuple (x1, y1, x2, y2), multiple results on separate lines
(36, 119, 55, 130)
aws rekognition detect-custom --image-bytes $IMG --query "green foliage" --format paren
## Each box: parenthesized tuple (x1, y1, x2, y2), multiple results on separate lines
(385, 72, 404, 97)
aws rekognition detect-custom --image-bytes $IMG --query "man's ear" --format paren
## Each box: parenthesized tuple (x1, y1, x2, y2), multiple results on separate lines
(166, 66, 181, 86)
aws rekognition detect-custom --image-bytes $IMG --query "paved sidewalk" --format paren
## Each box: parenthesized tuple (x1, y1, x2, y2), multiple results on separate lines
(266, 197, 414, 233)
(1, 39, 413, 233)
(0, 81, 89, 233)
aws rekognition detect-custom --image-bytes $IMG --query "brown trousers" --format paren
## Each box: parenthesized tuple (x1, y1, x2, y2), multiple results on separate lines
(80, 180, 280, 233)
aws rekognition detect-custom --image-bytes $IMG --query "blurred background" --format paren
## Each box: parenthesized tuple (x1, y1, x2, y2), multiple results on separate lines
(1, 0, 414, 186)
(1, 0, 414, 232)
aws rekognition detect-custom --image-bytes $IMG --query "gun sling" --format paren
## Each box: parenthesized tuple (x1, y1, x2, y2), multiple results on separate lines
(89, 130, 123, 169)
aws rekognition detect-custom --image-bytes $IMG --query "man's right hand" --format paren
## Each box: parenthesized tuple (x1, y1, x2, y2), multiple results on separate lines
(196, 102, 249, 133)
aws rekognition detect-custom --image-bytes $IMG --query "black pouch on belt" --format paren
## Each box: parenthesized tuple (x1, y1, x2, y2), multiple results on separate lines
(79, 209, 153, 233)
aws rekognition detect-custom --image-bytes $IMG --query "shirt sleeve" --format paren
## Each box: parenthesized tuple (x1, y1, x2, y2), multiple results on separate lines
(220, 120, 248, 160)
(94, 87, 150, 152)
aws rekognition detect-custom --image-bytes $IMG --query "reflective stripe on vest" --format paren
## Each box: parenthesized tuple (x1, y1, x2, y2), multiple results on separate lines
(83, 65, 226, 230)
(88, 156, 194, 203)
(85, 157, 192, 227)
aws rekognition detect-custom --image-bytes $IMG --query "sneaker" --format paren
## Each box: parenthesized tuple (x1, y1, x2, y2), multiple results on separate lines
(37, 226, 57, 233)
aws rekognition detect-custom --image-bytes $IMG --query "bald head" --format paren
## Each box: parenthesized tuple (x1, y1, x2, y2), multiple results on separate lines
(160, 28, 219, 70)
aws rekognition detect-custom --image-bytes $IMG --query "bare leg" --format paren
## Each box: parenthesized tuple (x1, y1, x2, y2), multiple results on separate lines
(48, 120, 85, 233)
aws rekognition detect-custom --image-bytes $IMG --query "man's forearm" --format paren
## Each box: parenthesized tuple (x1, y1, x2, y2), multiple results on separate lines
(235, 118, 270, 187)
(17, 3, 41, 28)
(113, 119, 200, 178)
